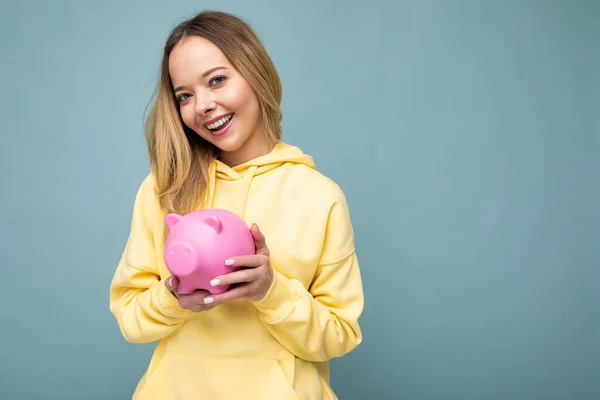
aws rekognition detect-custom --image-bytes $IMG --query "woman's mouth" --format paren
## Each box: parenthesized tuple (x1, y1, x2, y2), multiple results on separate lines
(205, 113, 234, 136)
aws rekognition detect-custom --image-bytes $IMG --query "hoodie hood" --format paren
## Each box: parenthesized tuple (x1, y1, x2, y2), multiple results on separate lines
(205, 142, 316, 216)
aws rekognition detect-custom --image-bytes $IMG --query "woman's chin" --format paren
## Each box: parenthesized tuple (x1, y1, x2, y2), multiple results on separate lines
(211, 131, 248, 153)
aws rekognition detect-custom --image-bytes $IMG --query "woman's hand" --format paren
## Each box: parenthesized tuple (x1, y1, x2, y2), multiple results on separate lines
(165, 275, 217, 312)
(206, 223, 274, 304)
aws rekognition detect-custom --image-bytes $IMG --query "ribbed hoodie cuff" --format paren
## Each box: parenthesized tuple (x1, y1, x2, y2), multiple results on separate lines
(158, 282, 195, 319)
(251, 271, 299, 323)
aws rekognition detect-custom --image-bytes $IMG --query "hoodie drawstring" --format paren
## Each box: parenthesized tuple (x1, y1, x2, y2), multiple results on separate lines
(236, 165, 257, 218)
(206, 161, 217, 209)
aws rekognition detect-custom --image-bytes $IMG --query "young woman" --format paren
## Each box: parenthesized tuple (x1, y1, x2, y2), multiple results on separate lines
(109, 10, 364, 400)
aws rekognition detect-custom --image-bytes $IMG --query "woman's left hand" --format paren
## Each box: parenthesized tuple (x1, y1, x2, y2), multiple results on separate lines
(205, 223, 274, 304)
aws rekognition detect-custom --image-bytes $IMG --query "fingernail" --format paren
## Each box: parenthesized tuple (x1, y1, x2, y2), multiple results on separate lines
(167, 277, 173, 287)
(204, 297, 214, 304)
(210, 279, 220, 287)
(225, 259, 234, 266)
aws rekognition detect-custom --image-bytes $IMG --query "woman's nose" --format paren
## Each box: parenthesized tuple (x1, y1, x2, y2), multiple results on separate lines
(195, 92, 216, 115)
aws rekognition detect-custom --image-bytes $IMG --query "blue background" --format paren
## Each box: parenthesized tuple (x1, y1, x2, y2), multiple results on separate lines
(1, 0, 598, 399)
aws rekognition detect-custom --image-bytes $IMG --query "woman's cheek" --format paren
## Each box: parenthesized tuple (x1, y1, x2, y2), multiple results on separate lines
(222, 86, 243, 108)
(181, 107, 196, 131)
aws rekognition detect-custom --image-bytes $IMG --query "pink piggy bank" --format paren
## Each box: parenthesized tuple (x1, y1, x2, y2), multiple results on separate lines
(164, 209, 255, 295)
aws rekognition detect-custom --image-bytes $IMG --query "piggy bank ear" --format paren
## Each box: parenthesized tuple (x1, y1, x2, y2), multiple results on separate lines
(166, 213, 184, 230)
(203, 216, 223, 233)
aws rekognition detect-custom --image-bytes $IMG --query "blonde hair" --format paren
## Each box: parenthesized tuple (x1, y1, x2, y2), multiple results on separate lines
(144, 10, 283, 214)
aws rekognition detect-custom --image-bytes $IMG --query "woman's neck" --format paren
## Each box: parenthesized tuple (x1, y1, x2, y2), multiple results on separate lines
(219, 135, 277, 167)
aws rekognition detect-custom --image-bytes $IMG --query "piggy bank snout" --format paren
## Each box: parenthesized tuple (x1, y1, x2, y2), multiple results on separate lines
(165, 242, 197, 277)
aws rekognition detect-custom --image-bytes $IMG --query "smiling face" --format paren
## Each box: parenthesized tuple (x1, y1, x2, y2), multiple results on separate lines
(169, 35, 272, 166)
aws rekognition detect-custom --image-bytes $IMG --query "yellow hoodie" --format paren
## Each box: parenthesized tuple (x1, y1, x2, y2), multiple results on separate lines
(109, 142, 364, 400)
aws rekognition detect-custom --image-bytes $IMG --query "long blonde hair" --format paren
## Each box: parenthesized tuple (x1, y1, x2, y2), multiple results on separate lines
(144, 10, 283, 214)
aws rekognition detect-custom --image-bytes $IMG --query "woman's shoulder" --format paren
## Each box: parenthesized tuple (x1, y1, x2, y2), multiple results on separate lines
(129, 171, 163, 214)
(281, 159, 350, 210)
(133, 172, 158, 198)
(273, 143, 347, 199)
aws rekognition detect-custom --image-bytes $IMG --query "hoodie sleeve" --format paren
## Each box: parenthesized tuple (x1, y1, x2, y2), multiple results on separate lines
(109, 175, 194, 344)
(251, 187, 364, 362)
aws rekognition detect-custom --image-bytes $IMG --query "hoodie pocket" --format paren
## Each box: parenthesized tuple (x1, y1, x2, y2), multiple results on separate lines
(136, 353, 299, 400)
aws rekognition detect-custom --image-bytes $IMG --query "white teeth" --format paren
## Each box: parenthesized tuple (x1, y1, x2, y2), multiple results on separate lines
(206, 114, 232, 130)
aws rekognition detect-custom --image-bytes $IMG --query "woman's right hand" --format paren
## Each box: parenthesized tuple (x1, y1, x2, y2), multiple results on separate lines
(165, 276, 216, 312)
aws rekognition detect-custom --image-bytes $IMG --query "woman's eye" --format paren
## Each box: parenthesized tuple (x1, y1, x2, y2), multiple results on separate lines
(177, 93, 191, 102)
(210, 75, 227, 86)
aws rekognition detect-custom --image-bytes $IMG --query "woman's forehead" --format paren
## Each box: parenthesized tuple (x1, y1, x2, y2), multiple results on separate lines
(169, 36, 230, 77)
